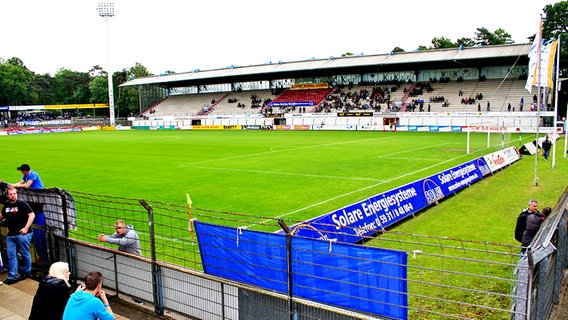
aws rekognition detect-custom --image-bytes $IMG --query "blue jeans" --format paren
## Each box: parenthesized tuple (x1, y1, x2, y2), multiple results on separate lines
(6, 233, 33, 280)
(32, 213, 49, 265)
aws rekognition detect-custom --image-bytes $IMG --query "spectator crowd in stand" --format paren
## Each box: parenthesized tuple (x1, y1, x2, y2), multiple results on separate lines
(314, 82, 402, 113)
(460, 92, 483, 105)
(140, 78, 540, 116)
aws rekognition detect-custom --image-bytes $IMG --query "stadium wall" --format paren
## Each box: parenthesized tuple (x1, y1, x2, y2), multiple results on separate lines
(133, 111, 558, 134)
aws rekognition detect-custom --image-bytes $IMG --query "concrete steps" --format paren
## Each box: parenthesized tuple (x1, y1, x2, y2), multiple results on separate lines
(0, 272, 170, 320)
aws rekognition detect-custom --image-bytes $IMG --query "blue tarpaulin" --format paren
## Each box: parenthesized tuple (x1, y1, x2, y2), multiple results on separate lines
(195, 221, 408, 319)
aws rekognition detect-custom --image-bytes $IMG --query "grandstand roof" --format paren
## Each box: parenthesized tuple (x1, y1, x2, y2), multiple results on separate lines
(120, 43, 530, 89)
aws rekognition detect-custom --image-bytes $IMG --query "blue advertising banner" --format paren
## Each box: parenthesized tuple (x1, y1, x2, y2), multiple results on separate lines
(268, 101, 314, 107)
(284, 158, 489, 243)
(195, 221, 408, 319)
(407, 126, 418, 131)
(429, 126, 440, 132)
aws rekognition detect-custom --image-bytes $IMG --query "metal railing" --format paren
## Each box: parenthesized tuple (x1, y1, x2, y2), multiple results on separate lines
(6, 187, 568, 319)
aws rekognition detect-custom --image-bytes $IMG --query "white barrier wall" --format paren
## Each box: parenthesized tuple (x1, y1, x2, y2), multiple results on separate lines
(134, 111, 556, 133)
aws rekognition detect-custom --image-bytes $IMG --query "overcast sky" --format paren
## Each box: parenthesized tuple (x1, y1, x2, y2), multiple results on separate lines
(1, 0, 555, 76)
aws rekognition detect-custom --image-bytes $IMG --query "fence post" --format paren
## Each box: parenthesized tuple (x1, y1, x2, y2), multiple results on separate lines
(278, 218, 296, 320)
(139, 199, 164, 317)
(54, 188, 77, 286)
(553, 215, 567, 303)
(563, 210, 568, 269)
(535, 256, 548, 320)
(515, 256, 531, 320)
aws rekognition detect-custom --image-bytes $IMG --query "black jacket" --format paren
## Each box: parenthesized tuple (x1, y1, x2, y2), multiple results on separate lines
(522, 212, 547, 247)
(29, 276, 70, 320)
(515, 208, 533, 243)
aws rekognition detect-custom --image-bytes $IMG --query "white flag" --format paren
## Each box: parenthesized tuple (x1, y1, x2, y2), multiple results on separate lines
(525, 18, 559, 93)
(535, 39, 559, 89)
(525, 22, 542, 93)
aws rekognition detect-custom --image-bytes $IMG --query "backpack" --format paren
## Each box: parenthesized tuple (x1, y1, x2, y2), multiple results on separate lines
(515, 209, 531, 243)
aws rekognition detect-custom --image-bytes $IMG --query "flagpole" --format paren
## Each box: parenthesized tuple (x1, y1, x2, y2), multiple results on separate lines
(534, 16, 542, 186)
(552, 35, 560, 168)
(186, 193, 195, 245)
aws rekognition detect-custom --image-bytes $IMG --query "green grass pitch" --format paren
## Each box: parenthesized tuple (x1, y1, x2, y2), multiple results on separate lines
(0, 129, 566, 245)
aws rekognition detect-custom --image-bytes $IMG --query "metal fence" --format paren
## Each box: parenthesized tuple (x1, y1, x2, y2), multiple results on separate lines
(513, 187, 568, 320)
(5, 187, 568, 320)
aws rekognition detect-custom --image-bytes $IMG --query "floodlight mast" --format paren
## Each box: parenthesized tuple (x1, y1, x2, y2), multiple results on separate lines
(98, 3, 116, 126)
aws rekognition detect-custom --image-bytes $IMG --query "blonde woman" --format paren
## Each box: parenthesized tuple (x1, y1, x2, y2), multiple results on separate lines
(29, 261, 72, 319)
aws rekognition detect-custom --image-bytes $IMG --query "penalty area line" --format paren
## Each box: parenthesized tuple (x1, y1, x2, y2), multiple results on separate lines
(250, 144, 492, 228)
(181, 165, 384, 182)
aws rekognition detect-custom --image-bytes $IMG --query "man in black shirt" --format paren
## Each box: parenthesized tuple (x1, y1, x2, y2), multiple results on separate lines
(541, 136, 552, 161)
(0, 187, 35, 284)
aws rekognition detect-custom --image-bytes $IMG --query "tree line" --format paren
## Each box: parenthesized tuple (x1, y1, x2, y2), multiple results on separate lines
(0, 59, 151, 118)
(394, 1, 566, 64)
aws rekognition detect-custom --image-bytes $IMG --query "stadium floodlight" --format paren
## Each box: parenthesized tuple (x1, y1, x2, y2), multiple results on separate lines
(97, 2, 116, 126)
(97, 2, 114, 17)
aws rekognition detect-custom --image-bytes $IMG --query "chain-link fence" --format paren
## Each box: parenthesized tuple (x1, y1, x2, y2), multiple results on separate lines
(3, 187, 568, 319)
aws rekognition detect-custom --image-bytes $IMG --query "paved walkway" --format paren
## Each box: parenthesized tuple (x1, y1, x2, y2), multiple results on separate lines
(0, 272, 173, 320)
(3, 270, 568, 319)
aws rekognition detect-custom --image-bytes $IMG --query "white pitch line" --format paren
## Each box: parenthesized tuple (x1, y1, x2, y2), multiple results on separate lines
(269, 144, 289, 152)
(182, 165, 384, 181)
(378, 157, 445, 161)
(182, 136, 393, 166)
(250, 144, 492, 228)
(269, 135, 394, 152)
(376, 142, 452, 158)
(179, 137, 442, 181)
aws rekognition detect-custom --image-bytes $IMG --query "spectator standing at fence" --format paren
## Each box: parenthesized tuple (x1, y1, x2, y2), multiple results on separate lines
(0, 164, 49, 266)
(515, 200, 539, 244)
(29, 261, 72, 319)
(63, 271, 114, 320)
(1, 164, 44, 189)
(98, 220, 142, 255)
(541, 136, 552, 161)
(522, 207, 551, 248)
(0, 187, 35, 284)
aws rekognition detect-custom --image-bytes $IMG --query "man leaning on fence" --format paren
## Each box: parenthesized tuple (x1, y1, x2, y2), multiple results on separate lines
(515, 200, 539, 244)
(2, 164, 44, 189)
(98, 220, 141, 255)
(522, 206, 551, 248)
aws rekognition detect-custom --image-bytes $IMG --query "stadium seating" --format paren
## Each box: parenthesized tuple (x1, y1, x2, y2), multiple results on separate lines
(143, 79, 530, 117)
(271, 88, 333, 106)
(425, 79, 528, 113)
(213, 90, 273, 114)
(148, 93, 226, 117)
